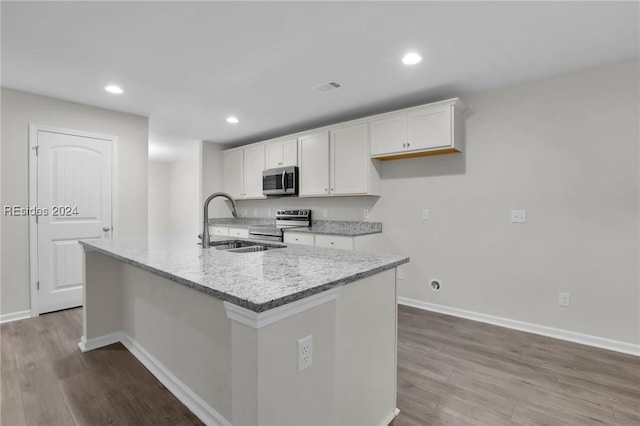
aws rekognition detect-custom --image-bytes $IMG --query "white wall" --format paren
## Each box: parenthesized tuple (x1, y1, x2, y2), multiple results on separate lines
(148, 161, 171, 235)
(202, 142, 236, 219)
(234, 59, 640, 346)
(1, 88, 149, 316)
(148, 141, 201, 236)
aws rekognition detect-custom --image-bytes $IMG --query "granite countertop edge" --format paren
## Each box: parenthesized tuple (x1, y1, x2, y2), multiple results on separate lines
(208, 218, 383, 236)
(79, 240, 408, 313)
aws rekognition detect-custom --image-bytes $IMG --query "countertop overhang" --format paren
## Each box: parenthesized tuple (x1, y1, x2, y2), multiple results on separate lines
(80, 235, 408, 313)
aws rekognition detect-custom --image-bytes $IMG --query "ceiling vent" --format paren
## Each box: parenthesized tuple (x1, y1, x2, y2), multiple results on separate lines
(313, 81, 342, 92)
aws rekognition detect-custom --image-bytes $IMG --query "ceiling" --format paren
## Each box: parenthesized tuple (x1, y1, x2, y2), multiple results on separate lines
(2, 1, 638, 160)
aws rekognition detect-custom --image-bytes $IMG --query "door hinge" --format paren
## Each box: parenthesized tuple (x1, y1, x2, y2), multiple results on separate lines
(36, 281, 40, 290)
(35, 215, 38, 224)
(33, 145, 39, 156)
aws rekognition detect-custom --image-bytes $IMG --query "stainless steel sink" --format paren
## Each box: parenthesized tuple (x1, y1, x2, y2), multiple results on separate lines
(210, 240, 286, 253)
(211, 240, 257, 250)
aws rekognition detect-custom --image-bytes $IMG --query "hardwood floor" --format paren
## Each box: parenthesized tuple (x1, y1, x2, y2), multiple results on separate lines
(0, 308, 202, 426)
(1, 305, 638, 425)
(393, 305, 640, 426)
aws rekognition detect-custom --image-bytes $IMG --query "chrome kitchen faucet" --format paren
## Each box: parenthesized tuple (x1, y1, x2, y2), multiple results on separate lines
(202, 192, 238, 248)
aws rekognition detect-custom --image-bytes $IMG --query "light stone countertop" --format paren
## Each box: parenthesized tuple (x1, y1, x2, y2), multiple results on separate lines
(80, 235, 408, 313)
(207, 218, 382, 236)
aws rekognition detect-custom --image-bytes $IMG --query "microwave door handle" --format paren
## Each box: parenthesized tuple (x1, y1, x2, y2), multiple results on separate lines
(282, 170, 286, 190)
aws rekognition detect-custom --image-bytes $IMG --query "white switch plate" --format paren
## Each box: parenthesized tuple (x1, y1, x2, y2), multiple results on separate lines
(422, 209, 430, 221)
(397, 267, 404, 280)
(323, 209, 328, 218)
(364, 208, 370, 219)
(298, 335, 313, 372)
(511, 210, 526, 223)
(559, 292, 571, 307)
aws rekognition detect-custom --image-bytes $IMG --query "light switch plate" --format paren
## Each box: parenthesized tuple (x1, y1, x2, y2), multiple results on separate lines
(422, 209, 430, 221)
(511, 210, 526, 223)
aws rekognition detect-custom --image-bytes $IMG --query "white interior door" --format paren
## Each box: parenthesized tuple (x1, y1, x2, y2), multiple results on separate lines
(34, 128, 112, 314)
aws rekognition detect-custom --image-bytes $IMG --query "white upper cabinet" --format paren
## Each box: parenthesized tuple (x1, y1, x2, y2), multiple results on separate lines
(265, 138, 297, 169)
(370, 114, 407, 156)
(331, 123, 380, 196)
(370, 98, 464, 160)
(223, 149, 244, 199)
(243, 145, 266, 198)
(223, 145, 265, 199)
(298, 131, 330, 196)
(222, 97, 464, 197)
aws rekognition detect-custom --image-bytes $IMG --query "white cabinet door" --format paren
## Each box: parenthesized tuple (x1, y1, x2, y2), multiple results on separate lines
(370, 114, 407, 156)
(281, 139, 298, 167)
(283, 232, 315, 246)
(315, 235, 354, 250)
(243, 145, 265, 198)
(331, 123, 369, 195)
(265, 143, 282, 169)
(228, 227, 249, 238)
(266, 138, 298, 169)
(223, 150, 244, 199)
(210, 226, 229, 236)
(407, 105, 451, 151)
(298, 131, 330, 196)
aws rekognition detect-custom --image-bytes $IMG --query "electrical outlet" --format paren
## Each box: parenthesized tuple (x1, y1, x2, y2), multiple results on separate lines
(422, 209, 430, 221)
(559, 292, 571, 307)
(364, 208, 370, 219)
(298, 335, 313, 372)
(323, 209, 328, 218)
(511, 210, 526, 223)
(397, 267, 404, 280)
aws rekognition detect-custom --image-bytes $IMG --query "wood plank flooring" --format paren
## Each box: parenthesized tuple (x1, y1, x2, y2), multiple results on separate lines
(393, 305, 640, 426)
(0, 308, 202, 426)
(1, 305, 638, 425)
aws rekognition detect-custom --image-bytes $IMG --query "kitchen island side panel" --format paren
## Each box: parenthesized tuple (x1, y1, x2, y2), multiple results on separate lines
(335, 268, 397, 425)
(119, 261, 233, 421)
(83, 251, 123, 342)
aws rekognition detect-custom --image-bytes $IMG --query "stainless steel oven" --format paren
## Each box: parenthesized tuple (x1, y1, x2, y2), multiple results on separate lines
(262, 166, 298, 196)
(248, 209, 311, 242)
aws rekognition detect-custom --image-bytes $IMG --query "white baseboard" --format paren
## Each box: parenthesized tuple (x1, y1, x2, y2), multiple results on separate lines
(78, 332, 122, 352)
(78, 332, 231, 426)
(398, 297, 640, 357)
(378, 408, 400, 426)
(0, 310, 31, 324)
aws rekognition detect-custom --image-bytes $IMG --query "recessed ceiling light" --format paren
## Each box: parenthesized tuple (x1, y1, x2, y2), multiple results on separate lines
(402, 52, 422, 65)
(105, 85, 124, 94)
(226, 116, 239, 124)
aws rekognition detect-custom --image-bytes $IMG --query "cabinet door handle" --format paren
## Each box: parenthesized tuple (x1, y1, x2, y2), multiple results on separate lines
(324, 188, 328, 192)
(330, 242, 335, 245)
(407, 142, 411, 148)
(402, 143, 406, 148)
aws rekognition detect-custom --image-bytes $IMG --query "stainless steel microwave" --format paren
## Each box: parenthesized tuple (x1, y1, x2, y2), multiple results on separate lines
(262, 166, 298, 196)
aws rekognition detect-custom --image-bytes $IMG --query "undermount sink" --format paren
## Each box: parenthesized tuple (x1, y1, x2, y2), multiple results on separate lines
(210, 240, 286, 253)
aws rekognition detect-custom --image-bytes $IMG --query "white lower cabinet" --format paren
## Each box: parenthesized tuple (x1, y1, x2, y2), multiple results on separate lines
(285, 232, 380, 252)
(315, 235, 354, 250)
(228, 227, 249, 238)
(208, 226, 248, 238)
(283, 232, 315, 246)
(210, 226, 229, 236)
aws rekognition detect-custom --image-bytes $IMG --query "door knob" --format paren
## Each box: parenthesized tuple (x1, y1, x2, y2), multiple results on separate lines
(103, 226, 111, 232)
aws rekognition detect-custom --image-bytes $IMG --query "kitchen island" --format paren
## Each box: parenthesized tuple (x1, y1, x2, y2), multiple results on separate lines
(79, 235, 408, 426)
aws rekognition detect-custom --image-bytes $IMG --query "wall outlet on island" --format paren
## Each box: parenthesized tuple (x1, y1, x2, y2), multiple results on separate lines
(298, 335, 313, 373)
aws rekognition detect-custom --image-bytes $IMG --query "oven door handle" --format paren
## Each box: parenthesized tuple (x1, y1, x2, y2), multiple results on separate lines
(282, 170, 286, 190)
